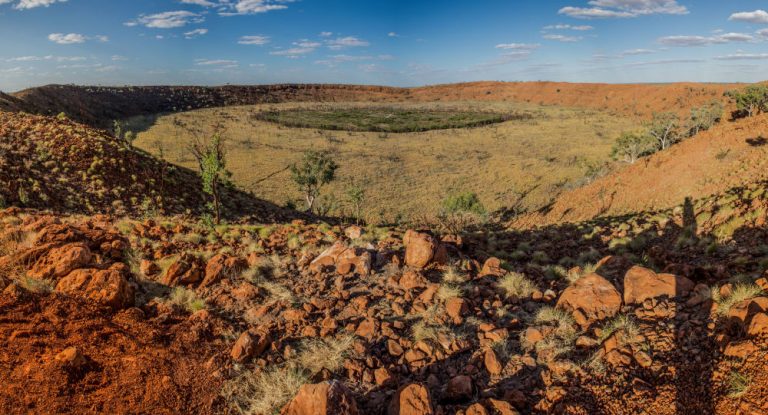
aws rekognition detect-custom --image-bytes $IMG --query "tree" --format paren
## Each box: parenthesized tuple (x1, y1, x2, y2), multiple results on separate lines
(346, 181, 366, 224)
(190, 134, 230, 225)
(646, 112, 681, 151)
(290, 150, 338, 213)
(610, 132, 655, 164)
(687, 100, 723, 136)
(726, 85, 768, 118)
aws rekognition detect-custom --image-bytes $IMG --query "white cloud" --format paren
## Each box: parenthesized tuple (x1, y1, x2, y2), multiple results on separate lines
(12, 0, 66, 10)
(112, 55, 129, 61)
(621, 48, 655, 55)
(270, 47, 315, 57)
(714, 53, 768, 60)
(48, 33, 85, 44)
(658, 33, 754, 46)
(388, 32, 400, 37)
(220, 0, 293, 16)
(320, 31, 333, 37)
(543, 34, 582, 42)
(238, 35, 270, 45)
(559, 0, 688, 19)
(326, 36, 370, 50)
(625, 58, 704, 67)
(125, 11, 204, 29)
(180, 0, 216, 6)
(195, 59, 238, 67)
(48, 33, 108, 44)
(495, 43, 540, 50)
(543, 24, 594, 31)
(729, 10, 768, 24)
(6, 55, 85, 62)
(185, 28, 208, 39)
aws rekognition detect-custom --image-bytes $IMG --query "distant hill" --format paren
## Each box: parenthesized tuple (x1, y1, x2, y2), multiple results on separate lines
(5, 81, 740, 128)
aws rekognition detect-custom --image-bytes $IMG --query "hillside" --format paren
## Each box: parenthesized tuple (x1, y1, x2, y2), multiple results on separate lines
(4, 81, 738, 129)
(0, 110, 300, 222)
(1, 178, 767, 414)
(512, 112, 768, 228)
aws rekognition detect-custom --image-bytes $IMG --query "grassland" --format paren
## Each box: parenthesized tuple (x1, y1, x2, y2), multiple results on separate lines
(128, 101, 639, 224)
(253, 106, 525, 132)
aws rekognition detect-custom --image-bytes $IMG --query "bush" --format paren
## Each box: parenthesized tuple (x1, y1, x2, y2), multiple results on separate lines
(290, 150, 339, 213)
(687, 100, 723, 136)
(610, 132, 655, 164)
(437, 191, 487, 233)
(726, 85, 768, 118)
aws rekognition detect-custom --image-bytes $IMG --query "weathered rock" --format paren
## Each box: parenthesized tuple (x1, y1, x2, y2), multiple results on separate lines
(281, 380, 359, 415)
(55, 267, 134, 309)
(480, 257, 505, 277)
(163, 253, 205, 286)
(201, 254, 247, 288)
(484, 348, 503, 376)
(556, 273, 621, 327)
(727, 297, 768, 324)
(399, 270, 428, 290)
(309, 241, 372, 276)
(55, 347, 87, 369)
(466, 403, 489, 415)
(446, 375, 473, 401)
(28, 243, 92, 280)
(344, 226, 364, 240)
(231, 329, 271, 363)
(445, 297, 468, 324)
(388, 383, 434, 415)
(403, 230, 446, 268)
(623, 266, 694, 305)
(140, 259, 160, 277)
(746, 312, 768, 336)
(485, 399, 520, 415)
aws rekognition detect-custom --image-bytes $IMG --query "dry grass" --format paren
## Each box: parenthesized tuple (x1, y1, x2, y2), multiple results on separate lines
(726, 370, 751, 398)
(222, 334, 353, 415)
(166, 287, 206, 312)
(499, 272, 536, 298)
(523, 306, 579, 361)
(131, 101, 638, 223)
(712, 283, 764, 317)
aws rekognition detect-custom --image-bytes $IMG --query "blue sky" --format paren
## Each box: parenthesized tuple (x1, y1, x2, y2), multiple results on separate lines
(2, 0, 768, 91)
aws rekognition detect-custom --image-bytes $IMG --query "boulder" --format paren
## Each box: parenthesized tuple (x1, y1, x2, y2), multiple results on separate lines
(309, 242, 372, 276)
(486, 399, 520, 415)
(55, 347, 87, 369)
(230, 329, 271, 363)
(388, 383, 434, 415)
(55, 267, 134, 309)
(28, 243, 92, 280)
(163, 253, 205, 286)
(623, 266, 694, 305)
(446, 375, 473, 401)
(281, 381, 359, 415)
(727, 297, 768, 324)
(556, 273, 621, 327)
(484, 348, 503, 376)
(403, 230, 446, 268)
(479, 257, 505, 277)
(201, 254, 247, 288)
(445, 297, 468, 323)
(344, 226, 364, 240)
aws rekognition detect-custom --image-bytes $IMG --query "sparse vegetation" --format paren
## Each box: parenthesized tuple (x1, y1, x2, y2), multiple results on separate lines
(290, 150, 339, 213)
(499, 272, 536, 298)
(726, 85, 768, 118)
(190, 133, 231, 225)
(167, 287, 207, 312)
(711, 283, 764, 317)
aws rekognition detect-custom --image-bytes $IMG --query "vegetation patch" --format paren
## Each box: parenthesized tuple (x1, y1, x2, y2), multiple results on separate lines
(253, 106, 526, 133)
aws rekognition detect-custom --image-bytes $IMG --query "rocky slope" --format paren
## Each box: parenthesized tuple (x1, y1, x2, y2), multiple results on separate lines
(1, 178, 766, 413)
(0, 110, 299, 222)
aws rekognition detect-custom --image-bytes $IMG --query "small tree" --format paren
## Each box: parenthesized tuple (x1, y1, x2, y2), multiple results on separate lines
(687, 100, 723, 136)
(646, 112, 681, 151)
(726, 85, 768, 118)
(346, 181, 366, 224)
(113, 120, 124, 141)
(190, 134, 230, 225)
(290, 150, 338, 213)
(437, 191, 487, 233)
(610, 132, 655, 164)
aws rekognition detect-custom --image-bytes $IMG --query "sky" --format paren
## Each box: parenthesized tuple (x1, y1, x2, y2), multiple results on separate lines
(2, 0, 768, 91)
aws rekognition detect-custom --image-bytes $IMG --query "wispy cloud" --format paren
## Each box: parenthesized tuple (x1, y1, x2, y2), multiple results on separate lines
(559, 0, 688, 19)
(543, 34, 582, 42)
(543, 24, 594, 31)
(48, 33, 108, 44)
(658, 33, 754, 46)
(714, 53, 768, 61)
(3, 0, 67, 10)
(195, 58, 238, 67)
(184, 28, 208, 39)
(326, 36, 370, 50)
(125, 11, 204, 29)
(238, 35, 270, 45)
(495, 43, 540, 50)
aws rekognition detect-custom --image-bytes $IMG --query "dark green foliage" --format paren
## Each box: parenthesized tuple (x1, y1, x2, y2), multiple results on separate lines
(726, 85, 768, 118)
(254, 107, 527, 133)
(442, 191, 486, 215)
(290, 150, 338, 213)
(610, 132, 655, 164)
(191, 134, 231, 224)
